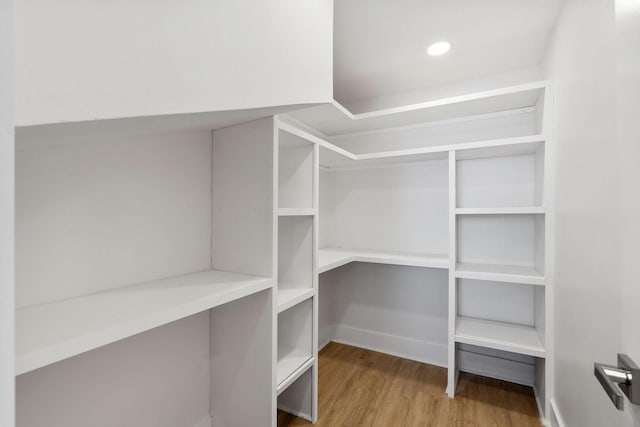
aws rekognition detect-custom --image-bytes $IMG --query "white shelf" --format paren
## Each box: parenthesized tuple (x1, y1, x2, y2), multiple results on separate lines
(277, 350, 313, 386)
(455, 263, 545, 285)
(276, 356, 315, 395)
(277, 208, 317, 216)
(319, 248, 448, 273)
(317, 134, 545, 170)
(455, 316, 546, 358)
(18, 104, 311, 141)
(16, 270, 272, 375)
(278, 288, 315, 313)
(455, 207, 545, 215)
(289, 81, 546, 137)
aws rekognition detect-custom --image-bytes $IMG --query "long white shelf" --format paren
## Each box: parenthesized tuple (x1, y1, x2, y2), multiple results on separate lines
(456, 207, 545, 215)
(319, 248, 448, 274)
(455, 263, 545, 285)
(277, 350, 313, 386)
(455, 316, 546, 358)
(277, 288, 315, 313)
(16, 270, 272, 375)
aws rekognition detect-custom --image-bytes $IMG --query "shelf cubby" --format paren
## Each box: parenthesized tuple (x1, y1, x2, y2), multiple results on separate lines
(278, 363, 315, 421)
(455, 316, 545, 358)
(277, 298, 314, 386)
(278, 216, 314, 291)
(278, 129, 315, 210)
(456, 213, 545, 277)
(456, 278, 546, 359)
(456, 145, 545, 209)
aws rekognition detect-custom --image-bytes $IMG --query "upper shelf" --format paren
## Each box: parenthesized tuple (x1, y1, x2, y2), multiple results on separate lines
(288, 81, 547, 137)
(16, 270, 272, 375)
(16, 104, 315, 142)
(319, 248, 448, 274)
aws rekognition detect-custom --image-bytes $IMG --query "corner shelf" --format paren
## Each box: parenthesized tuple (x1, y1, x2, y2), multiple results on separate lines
(319, 247, 448, 273)
(277, 288, 316, 313)
(16, 270, 272, 375)
(288, 81, 547, 137)
(455, 263, 545, 286)
(455, 316, 546, 358)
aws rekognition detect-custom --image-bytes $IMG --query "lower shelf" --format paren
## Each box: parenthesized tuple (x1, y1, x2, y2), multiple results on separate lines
(277, 356, 314, 395)
(454, 316, 546, 358)
(16, 270, 272, 375)
(278, 350, 313, 386)
(278, 288, 315, 313)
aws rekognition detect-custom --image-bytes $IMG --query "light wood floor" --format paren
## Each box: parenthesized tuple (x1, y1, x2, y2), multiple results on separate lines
(278, 342, 542, 427)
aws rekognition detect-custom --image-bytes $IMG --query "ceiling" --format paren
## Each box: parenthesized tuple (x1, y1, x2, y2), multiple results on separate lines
(334, 0, 564, 104)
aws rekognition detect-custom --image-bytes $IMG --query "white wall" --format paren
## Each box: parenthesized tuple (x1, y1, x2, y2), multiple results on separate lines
(17, 313, 211, 427)
(15, 0, 334, 126)
(0, 0, 14, 424)
(543, 1, 623, 425)
(16, 131, 213, 307)
(322, 161, 449, 255)
(320, 263, 449, 365)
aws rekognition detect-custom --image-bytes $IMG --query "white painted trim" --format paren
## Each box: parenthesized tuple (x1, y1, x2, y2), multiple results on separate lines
(329, 324, 448, 368)
(549, 399, 566, 427)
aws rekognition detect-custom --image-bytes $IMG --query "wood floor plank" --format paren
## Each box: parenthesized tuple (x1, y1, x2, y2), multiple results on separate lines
(278, 342, 542, 427)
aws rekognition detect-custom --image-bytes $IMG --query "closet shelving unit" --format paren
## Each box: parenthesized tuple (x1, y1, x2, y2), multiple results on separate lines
(284, 80, 554, 422)
(274, 118, 319, 422)
(15, 115, 286, 427)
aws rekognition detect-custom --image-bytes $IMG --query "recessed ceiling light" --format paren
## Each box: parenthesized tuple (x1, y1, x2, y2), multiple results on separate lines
(427, 41, 451, 56)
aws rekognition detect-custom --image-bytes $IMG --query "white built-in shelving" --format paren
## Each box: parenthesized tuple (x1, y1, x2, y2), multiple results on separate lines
(288, 80, 553, 423)
(274, 119, 319, 423)
(16, 270, 271, 375)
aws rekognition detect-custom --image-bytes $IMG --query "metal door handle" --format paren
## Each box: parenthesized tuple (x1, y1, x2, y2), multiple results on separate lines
(594, 353, 639, 410)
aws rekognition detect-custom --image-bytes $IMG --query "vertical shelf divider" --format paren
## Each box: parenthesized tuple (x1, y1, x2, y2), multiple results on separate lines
(273, 116, 318, 423)
(446, 150, 457, 397)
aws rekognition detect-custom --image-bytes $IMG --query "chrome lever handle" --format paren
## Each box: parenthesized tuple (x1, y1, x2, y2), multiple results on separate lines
(594, 362, 628, 410)
(594, 353, 639, 410)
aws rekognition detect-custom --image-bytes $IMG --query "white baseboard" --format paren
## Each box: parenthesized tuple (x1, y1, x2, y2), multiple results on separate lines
(549, 399, 566, 427)
(321, 324, 536, 388)
(328, 324, 448, 367)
